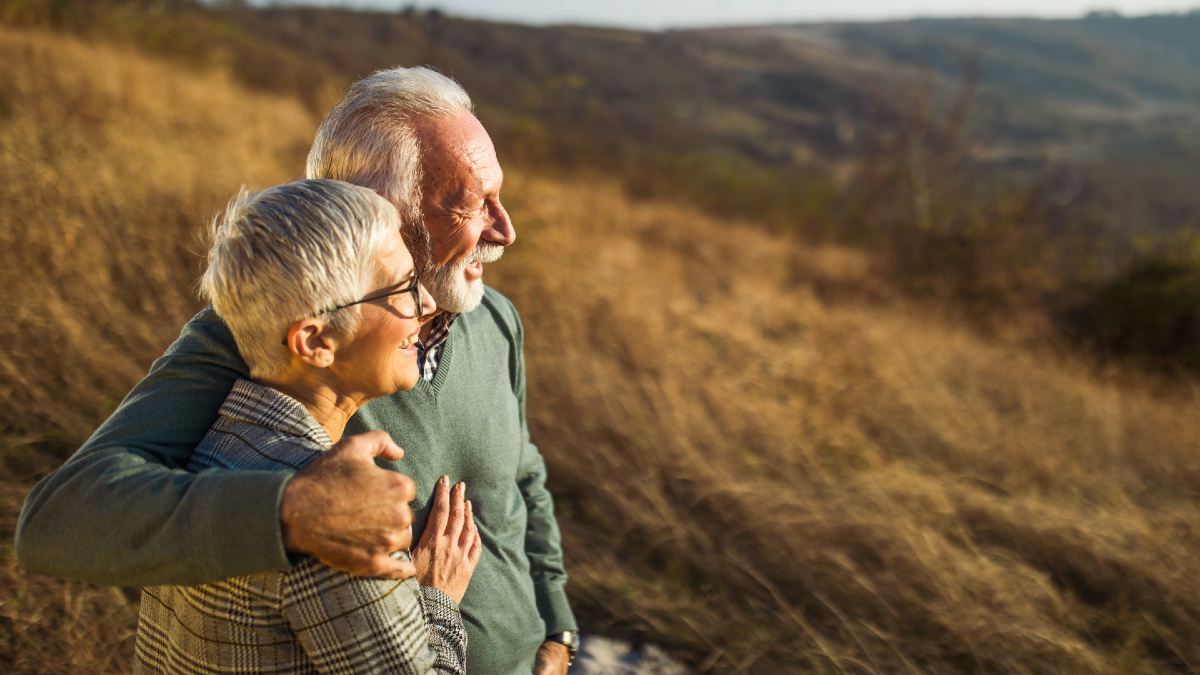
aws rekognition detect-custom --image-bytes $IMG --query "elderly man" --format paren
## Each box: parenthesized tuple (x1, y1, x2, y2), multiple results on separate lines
(16, 68, 577, 675)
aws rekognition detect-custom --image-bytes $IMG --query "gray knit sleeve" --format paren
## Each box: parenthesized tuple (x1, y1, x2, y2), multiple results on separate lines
(418, 586, 468, 675)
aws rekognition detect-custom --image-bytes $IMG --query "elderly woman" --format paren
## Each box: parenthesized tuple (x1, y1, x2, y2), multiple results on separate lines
(134, 179, 480, 674)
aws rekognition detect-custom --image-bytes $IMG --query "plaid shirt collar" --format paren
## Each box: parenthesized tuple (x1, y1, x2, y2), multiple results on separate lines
(421, 311, 459, 351)
(219, 379, 334, 449)
(418, 311, 460, 383)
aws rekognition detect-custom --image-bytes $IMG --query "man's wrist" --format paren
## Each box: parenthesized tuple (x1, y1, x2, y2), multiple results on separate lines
(545, 630, 579, 666)
(278, 471, 308, 554)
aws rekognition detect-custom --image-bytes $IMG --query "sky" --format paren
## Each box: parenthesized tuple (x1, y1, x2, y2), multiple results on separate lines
(251, 0, 1200, 29)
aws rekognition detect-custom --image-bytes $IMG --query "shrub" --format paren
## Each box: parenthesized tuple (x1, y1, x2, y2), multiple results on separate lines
(1064, 250, 1200, 373)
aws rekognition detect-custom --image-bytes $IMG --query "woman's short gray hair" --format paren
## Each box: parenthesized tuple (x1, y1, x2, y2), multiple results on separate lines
(305, 66, 473, 266)
(200, 179, 402, 377)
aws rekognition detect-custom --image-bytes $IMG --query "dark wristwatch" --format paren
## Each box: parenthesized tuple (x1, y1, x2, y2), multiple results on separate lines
(546, 630, 580, 666)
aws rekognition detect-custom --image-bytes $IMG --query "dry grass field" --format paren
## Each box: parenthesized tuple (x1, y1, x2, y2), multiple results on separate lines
(2, 26, 1199, 674)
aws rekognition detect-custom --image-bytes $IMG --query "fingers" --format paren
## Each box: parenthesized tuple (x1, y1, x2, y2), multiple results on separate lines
(390, 472, 417, 505)
(415, 510, 437, 548)
(467, 504, 482, 564)
(312, 540, 417, 580)
(333, 430, 405, 462)
(430, 475, 450, 534)
(468, 531, 482, 564)
(459, 499, 476, 549)
(447, 481, 466, 542)
(382, 515, 413, 553)
(364, 553, 417, 580)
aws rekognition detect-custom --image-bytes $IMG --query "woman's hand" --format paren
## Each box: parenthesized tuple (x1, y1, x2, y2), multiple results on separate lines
(412, 475, 483, 604)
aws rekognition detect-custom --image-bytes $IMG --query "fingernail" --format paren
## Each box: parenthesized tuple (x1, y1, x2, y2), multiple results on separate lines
(460, 482, 467, 493)
(440, 475, 448, 485)
(466, 500, 473, 512)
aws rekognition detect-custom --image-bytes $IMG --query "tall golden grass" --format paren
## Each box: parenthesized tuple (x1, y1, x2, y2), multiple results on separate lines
(2, 26, 1198, 674)
(0, 27, 313, 672)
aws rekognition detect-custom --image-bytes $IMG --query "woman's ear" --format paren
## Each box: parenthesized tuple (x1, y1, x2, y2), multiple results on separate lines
(284, 318, 337, 368)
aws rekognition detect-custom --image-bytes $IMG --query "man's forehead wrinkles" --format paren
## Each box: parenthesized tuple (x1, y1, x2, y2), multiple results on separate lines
(457, 145, 488, 186)
(463, 143, 488, 169)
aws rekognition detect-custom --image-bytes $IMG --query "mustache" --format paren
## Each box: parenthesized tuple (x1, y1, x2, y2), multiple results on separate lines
(423, 242, 505, 278)
(468, 242, 504, 265)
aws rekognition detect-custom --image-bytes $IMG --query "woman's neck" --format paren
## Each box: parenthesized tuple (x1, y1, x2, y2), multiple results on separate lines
(255, 372, 365, 444)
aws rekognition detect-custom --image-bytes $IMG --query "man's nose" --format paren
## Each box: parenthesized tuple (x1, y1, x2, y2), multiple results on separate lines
(482, 200, 516, 247)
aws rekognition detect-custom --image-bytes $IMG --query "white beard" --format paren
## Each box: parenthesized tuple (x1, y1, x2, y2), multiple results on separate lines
(425, 242, 504, 313)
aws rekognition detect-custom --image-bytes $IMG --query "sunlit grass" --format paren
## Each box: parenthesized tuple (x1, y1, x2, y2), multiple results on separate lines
(1, 26, 1198, 674)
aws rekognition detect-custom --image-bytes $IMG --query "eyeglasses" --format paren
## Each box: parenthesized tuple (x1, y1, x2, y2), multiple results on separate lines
(281, 273, 425, 346)
(317, 272, 424, 320)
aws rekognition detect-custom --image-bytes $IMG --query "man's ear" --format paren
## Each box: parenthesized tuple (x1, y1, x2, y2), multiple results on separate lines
(284, 318, 337, 368)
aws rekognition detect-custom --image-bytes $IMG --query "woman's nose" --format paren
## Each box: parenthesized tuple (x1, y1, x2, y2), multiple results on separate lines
(417, 282, 438, 317)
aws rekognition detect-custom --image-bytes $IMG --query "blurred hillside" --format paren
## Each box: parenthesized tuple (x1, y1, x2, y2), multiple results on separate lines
(6, 1, 1200, 237)
(3, 0, 1199, 369)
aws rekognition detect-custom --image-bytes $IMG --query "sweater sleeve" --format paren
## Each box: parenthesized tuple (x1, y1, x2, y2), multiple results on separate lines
(14, 307, 293, 586)
(510, 304, 578, 636)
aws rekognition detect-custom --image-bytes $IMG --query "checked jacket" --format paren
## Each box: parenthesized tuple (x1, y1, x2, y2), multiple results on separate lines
(134, 379, 466, 674)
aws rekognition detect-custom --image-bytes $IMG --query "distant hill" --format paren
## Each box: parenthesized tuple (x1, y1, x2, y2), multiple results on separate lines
(4, 1, 1197, 243)
(693, 14, 1200, 157)
(4, 0, 1199, 340)
(683, 14, 1200, 256)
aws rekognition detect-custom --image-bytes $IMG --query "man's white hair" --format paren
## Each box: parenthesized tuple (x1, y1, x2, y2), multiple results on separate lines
(305, 66, 473, 268)
(200, 179, 401, 377)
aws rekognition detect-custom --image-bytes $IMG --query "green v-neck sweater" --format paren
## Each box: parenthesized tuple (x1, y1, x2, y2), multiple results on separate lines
(348, 288, 574, 673)
(16, 287, 575, 675)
